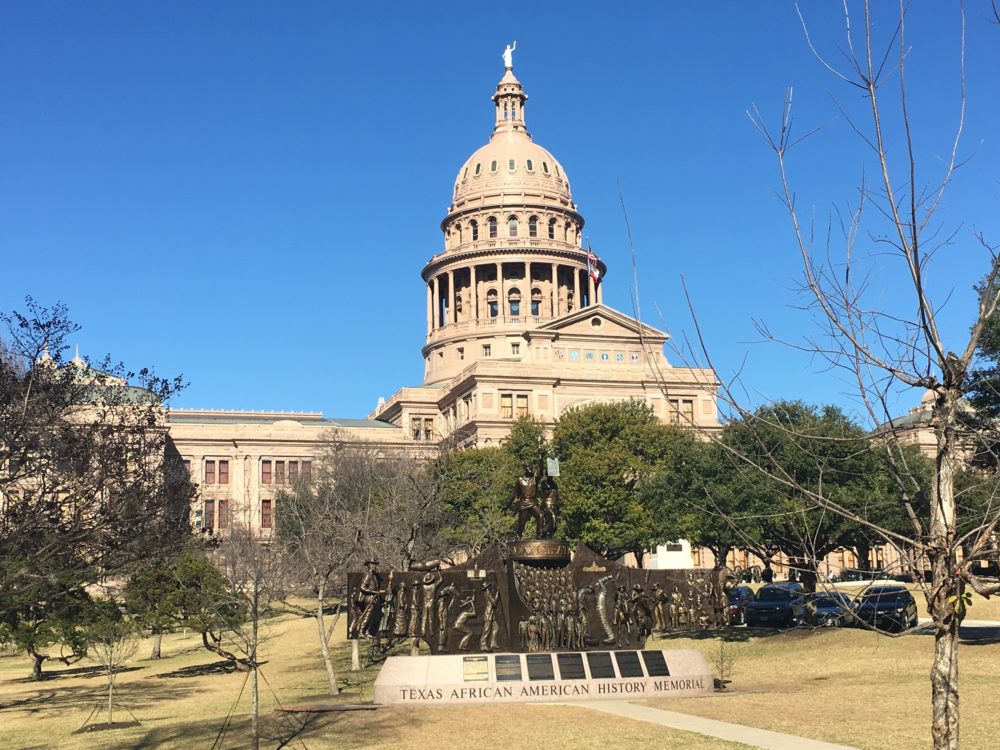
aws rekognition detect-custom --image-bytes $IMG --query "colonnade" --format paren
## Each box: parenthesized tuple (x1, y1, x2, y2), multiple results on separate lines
(425, 259, 602, 334)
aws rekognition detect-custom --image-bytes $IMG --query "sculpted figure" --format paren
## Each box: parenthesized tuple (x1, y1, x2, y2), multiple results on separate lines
(350, 559, 383, 639)
(436, 582, 458, 650)
(392, 580, 409, 636)
(479, 581, 500, 651)
(514, 464, 545, 538)
(419, 572, 442, 638)
(670, 586, 685, 629)
(502, 40, 517, 69)
(407, 580, 421, 637)
(594, 575, 617, 644)
(540, 476, 560, 538)
(652, 583, 667, 632)
(454, 592, 478, 651)
(577, 585, 594, 645)
(614, 585, 631, 647)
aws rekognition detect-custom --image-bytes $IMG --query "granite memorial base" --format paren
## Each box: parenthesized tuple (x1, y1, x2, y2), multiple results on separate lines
(374, 649, 713, 706)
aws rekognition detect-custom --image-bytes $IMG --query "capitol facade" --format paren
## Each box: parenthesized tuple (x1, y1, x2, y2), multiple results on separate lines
(166, 59, 721, 537)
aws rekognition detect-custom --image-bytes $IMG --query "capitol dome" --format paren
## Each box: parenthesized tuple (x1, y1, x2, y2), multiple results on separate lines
(449, 69, 575, 211)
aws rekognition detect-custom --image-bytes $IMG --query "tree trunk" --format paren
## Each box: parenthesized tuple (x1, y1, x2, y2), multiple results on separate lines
(28, 647, 45, 680)
(150, 631, 162, 660)
(316, 588, 340, 696)
(854, 543, 872, 572)
(251, 588, 260, 750)
(201, 630, 250, 671)
(927, 393, 961, 750)
(107, 674, 114, 725)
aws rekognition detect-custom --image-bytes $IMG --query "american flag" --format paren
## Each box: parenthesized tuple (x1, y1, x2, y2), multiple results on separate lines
(587, 246, 600, 284)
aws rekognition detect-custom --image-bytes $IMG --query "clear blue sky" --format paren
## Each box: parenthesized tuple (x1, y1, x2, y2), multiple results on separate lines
(2, 2, 998, 425)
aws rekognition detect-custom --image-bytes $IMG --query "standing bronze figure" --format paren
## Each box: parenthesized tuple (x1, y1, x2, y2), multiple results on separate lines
(479, 581, 500, 651)
(652, 583, 667, 632)
(349, 559, 383, 639)
(514, 464, 545, 538)
(454, 592, 478, 651)
(436, 582, 458, 650)
(418, 572, 442, 638)
(540, 476, 560, 538)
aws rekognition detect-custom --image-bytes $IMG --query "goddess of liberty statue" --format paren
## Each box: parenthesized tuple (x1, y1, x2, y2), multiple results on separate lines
(502, 41, 517, 69)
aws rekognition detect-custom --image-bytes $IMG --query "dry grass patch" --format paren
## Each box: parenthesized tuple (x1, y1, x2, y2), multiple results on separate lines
(649, 627, 1000, 750)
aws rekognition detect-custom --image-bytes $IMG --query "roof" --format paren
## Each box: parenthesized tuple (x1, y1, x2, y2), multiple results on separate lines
(166, 410, 399, 429)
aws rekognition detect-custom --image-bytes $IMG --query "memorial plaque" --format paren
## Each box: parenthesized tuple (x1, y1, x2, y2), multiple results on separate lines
(526, 654, 555, 681)
(614, 651, 645, 678)
(495, 654, 522, 682)
(463, 656, 489, 682)
(641, 650, 670, 677)
(556, 653, 586, 680)
(586, 651, 616, 679)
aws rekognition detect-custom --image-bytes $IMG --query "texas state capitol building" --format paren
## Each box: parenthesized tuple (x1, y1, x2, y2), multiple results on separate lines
(166, 57, 721, 543)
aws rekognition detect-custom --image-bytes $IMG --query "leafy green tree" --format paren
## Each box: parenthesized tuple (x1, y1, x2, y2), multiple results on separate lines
(551, 400, 693, 562)
(504, 417, 548, 473)
(124, 561, 183, 659)
(437, 446, 519, 554)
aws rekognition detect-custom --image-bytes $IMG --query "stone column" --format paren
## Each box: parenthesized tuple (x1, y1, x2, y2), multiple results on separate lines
(426, 282, 433, 334)
(572, 267, 580, 312)
(470, 265, 478, 322)
(432, 275, 440, 329)
(447, 269, 456, 324)
(597, 279, 603, 305)
(525, 261, 532, 317)
(497, 261, 505, 321)
(588, 269, 596, 308)
(550, 262, 558, 318)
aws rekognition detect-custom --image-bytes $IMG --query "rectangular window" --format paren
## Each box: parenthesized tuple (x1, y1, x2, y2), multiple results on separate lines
(262, 460, 272, 484)
(289, 461, 299, 482)
(667, 398, 695, 425)
(218, 460, 229, 485)
(531, 300, 540, 316)
(261, 499, 273, 529)
(458, 347, 465, 361)
(204, 460, 216, 485)
(218, 499, 228, 529)
(302, 461, 312, 481)
(423, 418, 434, 441)
(483, 344, 492, 357)
(511, 342, 520, 355)
(501, 393, 513, 419)
(412, 417, 422, 440)
(275, 460, 286, 484)
(182, 459, 191, 476)
(516, 394, 529, 419)
(204, 499, 215, 531)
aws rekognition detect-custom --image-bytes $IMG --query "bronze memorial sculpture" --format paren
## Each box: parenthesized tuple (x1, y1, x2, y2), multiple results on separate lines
(347, 464, 734, 655)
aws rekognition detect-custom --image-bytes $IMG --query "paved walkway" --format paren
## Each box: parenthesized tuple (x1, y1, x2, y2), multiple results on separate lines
(580, 700, 859, 750)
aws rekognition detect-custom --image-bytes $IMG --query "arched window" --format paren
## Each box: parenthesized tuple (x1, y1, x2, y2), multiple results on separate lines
(470, 220, 479, 242)
(474, 163, 481, 176)
(455, 224, 462, 244)
(490, 160, 498, 173)
(508, 159, 516, 172)
(487, 289, 498, 318)
(564, 222, 570, 242)
(488, 217, 498, 239)
(526, 159, 534, 172)
(542, 161, 550, 175)
(529, 216, 538, 238)
(531, 287, 542, 317)
(548, 219, 556, 240)
(508, 287, 521, 318)
(508, 215, 518, 238)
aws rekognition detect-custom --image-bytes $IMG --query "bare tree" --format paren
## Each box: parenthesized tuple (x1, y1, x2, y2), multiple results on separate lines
(275, 435, 449, 693)
(707, 4, 1000, 748)
(87, 615, 140, 727)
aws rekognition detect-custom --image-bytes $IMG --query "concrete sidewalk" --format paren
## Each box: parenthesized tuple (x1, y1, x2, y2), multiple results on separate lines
(580, 700, 859, 750)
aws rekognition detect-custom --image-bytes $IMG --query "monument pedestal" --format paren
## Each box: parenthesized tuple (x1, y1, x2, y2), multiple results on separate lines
(373, 648, 713, 706)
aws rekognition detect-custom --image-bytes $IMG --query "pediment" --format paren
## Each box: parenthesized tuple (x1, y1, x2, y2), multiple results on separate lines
(530, 304, 668, 343)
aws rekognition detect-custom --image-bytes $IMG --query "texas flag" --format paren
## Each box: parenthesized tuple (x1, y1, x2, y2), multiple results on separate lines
(587, 246, 601, 284)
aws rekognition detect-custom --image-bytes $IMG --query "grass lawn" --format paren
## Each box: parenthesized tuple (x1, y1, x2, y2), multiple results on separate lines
(0, 607, 747, 750)
(648, 626, 1000, 750)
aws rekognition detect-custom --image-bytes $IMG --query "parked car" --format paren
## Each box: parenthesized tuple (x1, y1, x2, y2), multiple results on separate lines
(803, 591, 853, 627)
(726, 585, 754, 625)
(772, 581, 804, 594)
(852, 585, 919, 632)
(745, 584, 805, 628)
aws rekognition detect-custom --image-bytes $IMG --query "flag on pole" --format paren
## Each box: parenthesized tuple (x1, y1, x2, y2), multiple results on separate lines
(587, 245, 600, 284)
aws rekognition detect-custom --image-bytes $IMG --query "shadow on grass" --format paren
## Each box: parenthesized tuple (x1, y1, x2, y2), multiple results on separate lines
(0, 677, 197, 717)
(154, 660, 241, 679)
(127, 706, 417, 750)
(5, 664, 144, 684)
(959, 625, 1000, 645)
(652, 626, 790, 643)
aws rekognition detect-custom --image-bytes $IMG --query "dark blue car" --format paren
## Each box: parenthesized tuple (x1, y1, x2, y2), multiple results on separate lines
(745, 584, 805, 628)
(853, 585, 919, 632)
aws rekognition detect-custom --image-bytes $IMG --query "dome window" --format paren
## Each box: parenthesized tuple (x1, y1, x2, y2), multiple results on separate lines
(508, 287, 521, 317)
(490, 160, 498, 173)
(529, 215, 538, 238)
(487, 289, 498, 318)
(463, 167, 469, 180)
(531, 287, 543, 316)
(488, 217, 498, 239)
(508, 158, 516, 171)
(508, 215, 518, 237)
(470, 220, 479, 241)
(548, 218, 556, 240)
(526, 159, 534, 172)
(542, 162, 550, 175)
(474, 163, 481, 176)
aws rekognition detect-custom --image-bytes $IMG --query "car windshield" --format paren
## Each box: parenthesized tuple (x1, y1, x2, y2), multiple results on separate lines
(859, 587, 906, 602)
(811, 596, 842, 608)
(756, 588, 791, 602)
